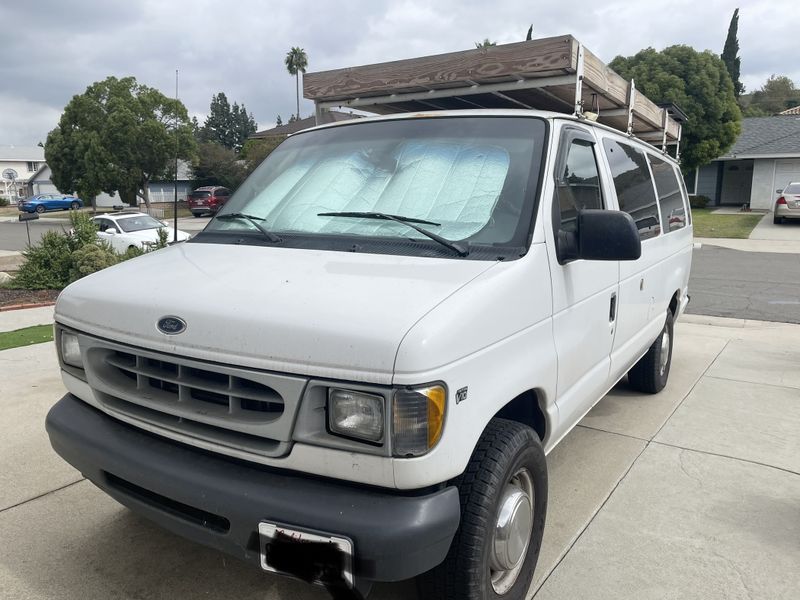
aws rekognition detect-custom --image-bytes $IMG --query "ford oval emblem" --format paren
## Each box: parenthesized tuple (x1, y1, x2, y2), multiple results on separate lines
(157, 316, 187, 335)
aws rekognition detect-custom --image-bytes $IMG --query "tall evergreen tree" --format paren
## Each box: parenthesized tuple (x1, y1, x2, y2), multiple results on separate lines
(200, 93, 257, 152)
(721, 8, 744, 98)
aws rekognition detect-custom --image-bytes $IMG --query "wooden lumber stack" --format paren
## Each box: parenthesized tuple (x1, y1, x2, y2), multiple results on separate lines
(303, 35, 681, 145)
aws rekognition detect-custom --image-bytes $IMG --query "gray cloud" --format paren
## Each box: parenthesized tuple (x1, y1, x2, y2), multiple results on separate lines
(1, 0, 797, 145)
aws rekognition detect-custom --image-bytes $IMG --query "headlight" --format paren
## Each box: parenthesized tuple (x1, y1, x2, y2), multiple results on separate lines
(327, 388, 384, 443)
(392, 384, 446, 457)
(60, 331, 83, 368)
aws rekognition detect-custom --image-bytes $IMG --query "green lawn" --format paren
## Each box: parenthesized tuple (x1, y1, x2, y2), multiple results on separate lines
(691, 208, 764, 239)
(0, 324, 54, 351)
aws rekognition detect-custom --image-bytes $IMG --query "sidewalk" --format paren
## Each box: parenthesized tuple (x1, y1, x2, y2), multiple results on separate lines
(0, 305, 54, 331)
(0, 314, 797, 599)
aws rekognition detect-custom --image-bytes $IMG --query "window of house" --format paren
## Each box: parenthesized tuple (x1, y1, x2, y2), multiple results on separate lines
(602, 139, 660, 240)
(649, 155, 686, 233)
(556, 137, 604, 233)
(27, 162, 38, 172)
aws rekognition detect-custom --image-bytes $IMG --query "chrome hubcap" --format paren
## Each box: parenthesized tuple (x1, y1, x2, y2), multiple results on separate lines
(490, 468, 534, 594)
(659, 328, 670, 376)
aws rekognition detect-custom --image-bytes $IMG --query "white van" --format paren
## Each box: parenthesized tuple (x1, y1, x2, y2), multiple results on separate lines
(47, 109, 692, 599)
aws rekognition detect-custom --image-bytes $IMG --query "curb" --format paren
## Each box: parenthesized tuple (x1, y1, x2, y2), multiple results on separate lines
(0, 302, 56, 312)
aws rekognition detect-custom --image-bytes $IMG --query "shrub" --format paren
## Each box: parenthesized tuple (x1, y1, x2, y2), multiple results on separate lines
(689, 195, 710, 209)
(10, 211, 166, 290)
(69, 243, 118, 282)
(0, 197, 9, 207)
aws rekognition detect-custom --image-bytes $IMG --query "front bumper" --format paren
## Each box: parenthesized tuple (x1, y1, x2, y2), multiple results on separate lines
(46, 394, 460, 583)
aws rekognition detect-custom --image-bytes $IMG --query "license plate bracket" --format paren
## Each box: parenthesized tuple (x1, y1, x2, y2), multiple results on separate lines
(259, 522, 354, 589)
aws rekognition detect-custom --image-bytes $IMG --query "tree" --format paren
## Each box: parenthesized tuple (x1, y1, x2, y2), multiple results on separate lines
(285, 47, 308, 120)
(610, 46, 741, 171)
(241, 136, 285, 175)
(525, 25, 533, 41)
(276, 115, 283, 126)
(191, 142, 247, 189)
(721, 8, 744, 98)
(45, 76, 196, 209)
(200, 92, 257, 152)
(749, 75, 799, 114)
(475, 39, 496, 49)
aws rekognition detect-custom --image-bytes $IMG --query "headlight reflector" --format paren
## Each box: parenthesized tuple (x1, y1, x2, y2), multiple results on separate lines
(327, 388, 384, 443)
(60, 331, 83, 368)
(392, 385, 446, 457)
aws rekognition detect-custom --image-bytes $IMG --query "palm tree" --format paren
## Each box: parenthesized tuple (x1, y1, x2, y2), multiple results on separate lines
(475, 39, 497, 49)
(285, 47, 308, 120)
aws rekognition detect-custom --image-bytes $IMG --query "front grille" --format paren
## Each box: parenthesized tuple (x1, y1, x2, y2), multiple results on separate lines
(105, 351, 285, 421)
(81, 339, 308, 459)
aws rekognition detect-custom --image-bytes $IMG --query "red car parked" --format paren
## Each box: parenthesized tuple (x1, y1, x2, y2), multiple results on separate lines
(188, 186, 231, 217)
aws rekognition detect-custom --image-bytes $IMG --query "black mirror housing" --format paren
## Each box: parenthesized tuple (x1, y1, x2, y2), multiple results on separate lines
(577, 209, 641, 261)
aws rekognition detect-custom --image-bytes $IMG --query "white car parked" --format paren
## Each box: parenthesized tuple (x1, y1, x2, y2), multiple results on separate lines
(91, 212, 190, 252)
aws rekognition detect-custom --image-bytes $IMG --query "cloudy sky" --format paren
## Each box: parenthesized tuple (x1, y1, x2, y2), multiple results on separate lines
(1, 0, 796, 145)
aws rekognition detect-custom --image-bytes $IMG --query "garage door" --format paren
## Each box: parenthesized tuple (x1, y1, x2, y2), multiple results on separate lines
(775, 159, 800, 202)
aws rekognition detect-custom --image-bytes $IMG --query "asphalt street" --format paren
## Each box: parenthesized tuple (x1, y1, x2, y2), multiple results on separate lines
(687, 244, 800, 324)
(0, 220, 70, 250)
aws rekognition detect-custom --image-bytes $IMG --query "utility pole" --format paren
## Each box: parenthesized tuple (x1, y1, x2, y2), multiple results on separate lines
(174, 69, 179, 243)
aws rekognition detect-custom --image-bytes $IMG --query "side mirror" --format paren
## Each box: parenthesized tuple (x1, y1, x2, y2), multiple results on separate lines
(106, 228, 118, 235)
(578, 210, 641, 261)
(776, 189, 783, 194)
(558, 209, 641, 263)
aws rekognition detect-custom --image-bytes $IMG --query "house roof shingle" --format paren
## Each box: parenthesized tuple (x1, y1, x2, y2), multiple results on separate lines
(719, 116, 800, 158)
(0, 146, 45, 161)
(250, 111, 361, 139)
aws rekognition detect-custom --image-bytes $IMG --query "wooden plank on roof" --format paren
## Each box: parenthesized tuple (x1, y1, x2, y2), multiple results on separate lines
(304, 35, 577, 101)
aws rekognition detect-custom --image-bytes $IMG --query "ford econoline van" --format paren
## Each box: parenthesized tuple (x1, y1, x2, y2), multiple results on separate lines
(47, 108, 692, 600)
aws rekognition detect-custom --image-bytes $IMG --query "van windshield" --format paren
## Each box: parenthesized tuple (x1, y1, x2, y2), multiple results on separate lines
(199, 116, 546, 260)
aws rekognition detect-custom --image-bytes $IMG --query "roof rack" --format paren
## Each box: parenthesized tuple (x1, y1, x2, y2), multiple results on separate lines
(304, 35, 683, 158)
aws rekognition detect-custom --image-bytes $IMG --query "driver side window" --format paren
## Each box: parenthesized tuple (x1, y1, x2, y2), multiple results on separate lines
(556, 137, 604, 234)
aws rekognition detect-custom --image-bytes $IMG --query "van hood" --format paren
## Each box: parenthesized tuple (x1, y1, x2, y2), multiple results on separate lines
(55, 243, 496, 383)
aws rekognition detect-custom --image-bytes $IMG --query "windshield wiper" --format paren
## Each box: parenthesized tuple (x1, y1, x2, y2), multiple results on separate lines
(215, 213, 282, 243)
(318, 211, 468, 257)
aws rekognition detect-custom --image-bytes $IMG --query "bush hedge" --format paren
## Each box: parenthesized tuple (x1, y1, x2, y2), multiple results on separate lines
(0, 197, 9, 207)
(689, 195, 711, 209)
(11, 212, 166, 290)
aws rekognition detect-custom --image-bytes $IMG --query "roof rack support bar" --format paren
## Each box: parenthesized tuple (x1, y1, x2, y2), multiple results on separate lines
(574, 43, 584, 116)
(492, 91, 534, 109)
(626, 79, 636, 135)
(661, 108, 668, 153)
(315, 74, 577, 110)
(675, 124, 682, 162)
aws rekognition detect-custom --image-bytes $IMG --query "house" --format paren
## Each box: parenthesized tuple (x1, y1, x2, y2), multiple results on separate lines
(249, 111, 361, 141)
(0, 146, 45, 200)
(26, 163, 60, 196)
(779, 105, 800, 116)
(94, 160, 194, 207)
(693, 116, 800, 209)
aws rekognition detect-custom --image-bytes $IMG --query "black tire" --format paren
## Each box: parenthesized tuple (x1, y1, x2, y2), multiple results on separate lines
(193, 212, 203, 218)
(35, 204, 46, 213)
(417, 418, 547, 600)
(628, 310, 674, 394)
(774, 215, 784, 225)
(70, 201, 80, 210)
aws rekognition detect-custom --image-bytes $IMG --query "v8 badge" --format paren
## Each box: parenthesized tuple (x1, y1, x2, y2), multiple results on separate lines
(455, 386, 468, 404)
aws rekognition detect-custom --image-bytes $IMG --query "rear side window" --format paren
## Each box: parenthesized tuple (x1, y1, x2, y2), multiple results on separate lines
(602, 139, 660, 240)
(556, 138, 603, 233)
(784, 183, 800, 194)
(649, 155, 686, 233)
(191, 191, 211, 199)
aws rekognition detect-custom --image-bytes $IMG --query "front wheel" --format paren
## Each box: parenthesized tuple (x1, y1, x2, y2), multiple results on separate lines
(417, 418, 547, 600)
(35, 205, 46, 214)
(628, 310, 674, 394)
(70, 201, 80, 210)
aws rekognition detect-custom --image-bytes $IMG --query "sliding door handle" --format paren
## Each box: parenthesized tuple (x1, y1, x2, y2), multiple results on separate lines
(609, 292, 617, 322)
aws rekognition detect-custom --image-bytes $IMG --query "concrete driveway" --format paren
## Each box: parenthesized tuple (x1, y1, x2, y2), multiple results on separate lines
(749, 211, 800, 241)
(1, 312, 798, 599)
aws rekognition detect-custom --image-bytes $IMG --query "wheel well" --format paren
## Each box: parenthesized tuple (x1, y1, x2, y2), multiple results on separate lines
(494, 390, 546, 440)
(669, 290, 680, 317)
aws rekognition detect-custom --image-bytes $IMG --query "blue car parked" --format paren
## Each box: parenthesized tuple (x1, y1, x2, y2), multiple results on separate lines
(18, 193, 83, 213)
